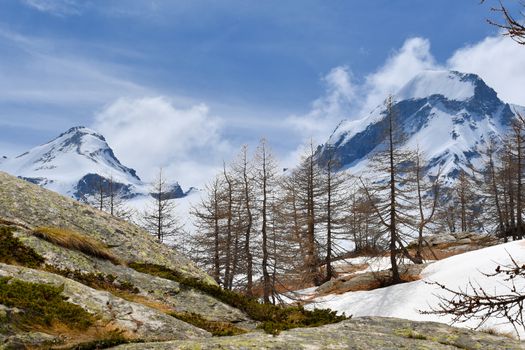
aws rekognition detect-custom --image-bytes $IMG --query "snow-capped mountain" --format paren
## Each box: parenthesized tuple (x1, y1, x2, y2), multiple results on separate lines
(0, 126, 184, 200)
(317, 70, 519, 180)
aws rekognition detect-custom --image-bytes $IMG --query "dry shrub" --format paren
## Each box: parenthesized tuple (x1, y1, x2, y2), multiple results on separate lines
(33, 227, 120, 265)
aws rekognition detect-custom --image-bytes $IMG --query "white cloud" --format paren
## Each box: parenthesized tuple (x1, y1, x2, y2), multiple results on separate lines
(447, 35, 525, 106)
(286, 66, 356, 142)
(360, 37, 439, 113)
(93, 96, 232, 187)
(286, 38, 439, 148)
(21, 0, 84, 16)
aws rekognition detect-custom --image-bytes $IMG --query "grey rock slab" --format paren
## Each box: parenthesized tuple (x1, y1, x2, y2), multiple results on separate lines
(12, 229, 248, 323)
(0, 263, 210, 341)
(317, 264, 429, 295)
(111, 316, 525, 350)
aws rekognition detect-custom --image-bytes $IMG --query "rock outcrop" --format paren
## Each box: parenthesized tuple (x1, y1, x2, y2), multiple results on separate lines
(112, 316, 525, 350)
(0, 171, 208, 283)
(0, 171, 251, 348)
(0, 263, 210, 343)
(316, 263, 429, 295)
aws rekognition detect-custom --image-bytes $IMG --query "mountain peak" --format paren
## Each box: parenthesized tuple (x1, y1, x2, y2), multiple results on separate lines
(54, 126, 106, 143)
(396, 70, 480, 102)
(318, 70, 520, 181)
(1, 126, 143, 197)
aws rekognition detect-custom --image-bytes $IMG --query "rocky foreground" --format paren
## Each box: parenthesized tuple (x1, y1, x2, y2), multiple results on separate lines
(0, 171, 523, 349)
(113, 317, 524, 350)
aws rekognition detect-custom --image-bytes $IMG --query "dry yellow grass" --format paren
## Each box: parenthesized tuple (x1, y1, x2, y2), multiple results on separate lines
(480, 327, 516, 339)
(32, 321, 132, 349)
(33, 227, 121, 265)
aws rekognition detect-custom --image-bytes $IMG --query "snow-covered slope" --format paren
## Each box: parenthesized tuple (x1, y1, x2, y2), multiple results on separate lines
(397, 70, 476, 102)
(318, 70, 520, 181)
(308, 240, 525, 337)
(0, 126, 185, 200)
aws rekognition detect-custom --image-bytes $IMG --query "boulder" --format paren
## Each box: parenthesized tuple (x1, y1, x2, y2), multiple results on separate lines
(427, 234, 456, 246)
(456, 238, 472, 245)
(317, 264, 429, 295)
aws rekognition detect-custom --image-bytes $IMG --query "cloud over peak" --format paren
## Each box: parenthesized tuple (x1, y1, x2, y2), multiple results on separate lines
(93, 96, 231, 187)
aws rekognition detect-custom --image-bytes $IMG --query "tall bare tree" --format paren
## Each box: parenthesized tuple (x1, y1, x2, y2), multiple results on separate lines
(254, 139, 278, 302)
(106, 175, 133, 220)
(285, 141, 328, 287)
(221, 163, 235, 290)
(320, 145, 350, 282)
(231, 145, 255, 296)
(359, 96, 416, 283)
(191, 176, 225, 284)
(143, 168, 182, 243)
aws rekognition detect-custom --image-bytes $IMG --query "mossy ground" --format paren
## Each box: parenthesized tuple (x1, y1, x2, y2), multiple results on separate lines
(0, 277, 94, 331)
(129, 262, 347, 335)
(394, 327, 430, 340)
(63, 331, 136, 350)
(169, 311, 247, 337)
(0, 226, 45, 268)
(45, 267, 140, 295)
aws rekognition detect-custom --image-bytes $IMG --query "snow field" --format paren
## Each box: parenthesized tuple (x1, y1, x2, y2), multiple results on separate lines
(308, 240, 525, 338)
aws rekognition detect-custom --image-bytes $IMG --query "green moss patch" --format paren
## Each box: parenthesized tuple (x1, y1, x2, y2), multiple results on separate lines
(0, 226, 45, 268)
(46, 267, 140, 295)
(129, 262, 347, 335)
(169, 311, 247, 336)
(0, 277, 94, 331)
(64, 331, 139, 350)
(394, 328, 429, 340)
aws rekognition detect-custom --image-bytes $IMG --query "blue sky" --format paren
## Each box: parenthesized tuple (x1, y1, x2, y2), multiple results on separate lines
(1, 0, 524, 186)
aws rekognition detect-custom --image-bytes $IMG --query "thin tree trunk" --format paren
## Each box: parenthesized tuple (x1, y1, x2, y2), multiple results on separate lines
(242, 152, 254, 296)
(517, 129, 523, 239)
(489, 149, 506, 241)
(213, 185, 221, 284)
(325, 159, 333, 282)
(223, 165, 233, 290)
(261, 146, 271, 303)
(157, 171, 163, 242)
(387, 98, 401, 284)
(415, 154, 424, 263)
(306, 152, 320, 286)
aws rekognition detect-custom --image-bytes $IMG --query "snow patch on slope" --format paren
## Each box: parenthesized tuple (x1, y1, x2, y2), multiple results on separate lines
(308, 240, 525, 337)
